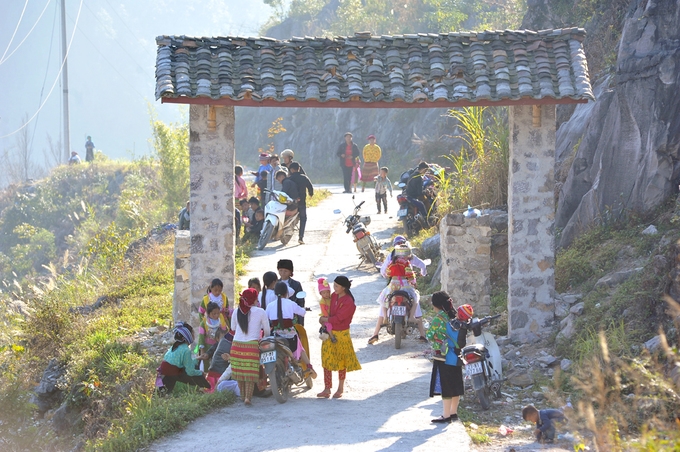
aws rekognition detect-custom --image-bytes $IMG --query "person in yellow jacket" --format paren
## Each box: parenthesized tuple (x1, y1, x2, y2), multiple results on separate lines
(361, 134, 382, 192)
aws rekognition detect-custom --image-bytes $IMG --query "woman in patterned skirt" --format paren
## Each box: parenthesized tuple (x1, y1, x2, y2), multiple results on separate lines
(230, 288, 270, 406)
(360, 134, 382, 192)
(317, 275, 361, 398)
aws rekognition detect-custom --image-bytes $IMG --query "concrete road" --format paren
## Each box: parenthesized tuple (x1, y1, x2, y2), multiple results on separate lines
(150, 185, 471, 452)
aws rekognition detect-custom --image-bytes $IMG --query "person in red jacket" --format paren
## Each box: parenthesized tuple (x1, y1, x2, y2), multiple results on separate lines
(317, 275, 362, 399)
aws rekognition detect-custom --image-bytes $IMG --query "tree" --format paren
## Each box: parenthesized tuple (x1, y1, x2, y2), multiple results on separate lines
(149, 110, 189, 219)
(1, 114, 44, 185)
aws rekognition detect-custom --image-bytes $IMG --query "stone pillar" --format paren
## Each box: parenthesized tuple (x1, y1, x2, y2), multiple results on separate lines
(507, 104, 556, 342)
(189, 105, 236, 328)
(439, 213, 492, 314)
(173, 230, 191, 323)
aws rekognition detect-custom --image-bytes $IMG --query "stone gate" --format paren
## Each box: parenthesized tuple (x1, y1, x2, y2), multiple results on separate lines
(154, 30, 593, 339)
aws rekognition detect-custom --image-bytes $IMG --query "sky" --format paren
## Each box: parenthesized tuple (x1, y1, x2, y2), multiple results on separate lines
(0, 0, 272, 168)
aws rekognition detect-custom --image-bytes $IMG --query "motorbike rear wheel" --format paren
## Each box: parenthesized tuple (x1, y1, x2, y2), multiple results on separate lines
(257, 222, 274, 251)
(269, 362, 289, 404)
(394, 322, 403, 349)
(476, 386, 491, 410)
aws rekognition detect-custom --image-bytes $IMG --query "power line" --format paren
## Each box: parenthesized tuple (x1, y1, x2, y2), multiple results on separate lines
(81, 0, 152, 76)
(0, 0, 83, 140)
(0, 0, 30, 63)
(0, 0, 53, 65)
(29, 0, 59, 149)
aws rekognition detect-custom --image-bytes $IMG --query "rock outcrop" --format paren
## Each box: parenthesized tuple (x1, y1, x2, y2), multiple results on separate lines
(554, 0, 680, 247)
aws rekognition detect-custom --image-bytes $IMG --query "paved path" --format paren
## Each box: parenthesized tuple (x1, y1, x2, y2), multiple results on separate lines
(150, 185, 471, 451)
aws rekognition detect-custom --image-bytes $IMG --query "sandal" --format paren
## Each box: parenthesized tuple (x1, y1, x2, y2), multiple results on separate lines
(431, 415, 451, 424)
(368, 335, 379, 345)
(332, 391, 343, 399)
(316, 389, 331, 398)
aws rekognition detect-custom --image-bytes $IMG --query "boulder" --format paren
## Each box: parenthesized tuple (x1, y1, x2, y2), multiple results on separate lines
(30, 359, 63, 413)
(560, 358, 572, 372)
(644, 335, 662, 352)
(554, 0, 680, 248)
(420, 234, 440, 259)
(594, 268, 643, 290)
(507, 371, 535, 388)
(561, 294, 582, 305)
(555, 298, 570, 318)
(52, 402, 80, 434)
(537, 355, 559, 366)
(570, 302, 585, 316)
(642, 225, 658, 235)
(558, 314, 576, 340)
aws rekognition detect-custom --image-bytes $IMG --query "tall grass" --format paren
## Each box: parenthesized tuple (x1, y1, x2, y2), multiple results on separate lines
(438, 106, 509, 214)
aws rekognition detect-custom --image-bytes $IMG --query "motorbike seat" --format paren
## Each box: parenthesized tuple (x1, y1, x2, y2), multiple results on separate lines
(461, 343, 487, 354)
(285, 207, 298, 216)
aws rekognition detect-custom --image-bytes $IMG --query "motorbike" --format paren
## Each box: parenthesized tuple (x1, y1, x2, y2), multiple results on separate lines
(459, 314, 503, 410)
(259, 313, 313, 404)
(385, 290, 417, 349)
(257, 189, 299, 250)
(396, 166, 441, 236)
(333, 197, 383, 267)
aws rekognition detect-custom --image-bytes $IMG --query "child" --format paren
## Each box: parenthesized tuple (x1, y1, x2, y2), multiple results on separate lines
(350, 157, 362, 193)
(266, 154, 286, 201)
(245, 209, 264, 239)
(234, 165, 248, 201)
(247, 277, 261, 295)
(157, 322, 210, 394)
(522, 404, 566, 443)
(239, 199, 251, 222)
(257, 170, 269, 206)
(317, 278, 336, 343)
(200, 279, 230, 330)
(374, 166, 393, 214)
(251, 153, 271, 186)
(247, 197, 259, 223)
(197, 302, 227, 364)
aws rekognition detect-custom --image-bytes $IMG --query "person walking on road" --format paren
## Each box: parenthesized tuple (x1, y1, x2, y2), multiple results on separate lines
(361, 134, 382, 192)
(288, 162, 313, 244)
(317, 275, 361, 399)
(336, 132, 359, 194)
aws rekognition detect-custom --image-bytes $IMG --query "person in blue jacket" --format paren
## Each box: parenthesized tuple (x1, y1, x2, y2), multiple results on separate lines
(426, 291, 472, 423)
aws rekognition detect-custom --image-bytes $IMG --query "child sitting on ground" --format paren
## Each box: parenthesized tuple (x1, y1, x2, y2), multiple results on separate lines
(317, 278, 336, 343)
(245, 209, 264, 239)
(522, 404, 566, 443)
(156, 322, 210, 394)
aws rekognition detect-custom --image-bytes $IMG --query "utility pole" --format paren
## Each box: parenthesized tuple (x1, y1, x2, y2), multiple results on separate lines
(60, 0, 71, 163)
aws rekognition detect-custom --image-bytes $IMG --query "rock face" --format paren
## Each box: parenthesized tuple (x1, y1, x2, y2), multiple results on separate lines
(554, 0, 680, 247)
(31, 359, 64, 413)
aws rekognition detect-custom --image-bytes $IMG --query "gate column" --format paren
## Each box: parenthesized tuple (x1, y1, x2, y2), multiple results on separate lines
(507, 105, 556, 341)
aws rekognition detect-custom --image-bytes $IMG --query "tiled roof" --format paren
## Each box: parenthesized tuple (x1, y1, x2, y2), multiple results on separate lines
(155, 29, 594, 107)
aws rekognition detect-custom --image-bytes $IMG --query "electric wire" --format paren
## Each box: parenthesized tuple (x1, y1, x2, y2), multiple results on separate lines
(0, 0, 83, 139)
(0, 0, 30, 63)
(0, 0, 53, 65)
(29, 0, 59, 149)
(81, 0, 152, 76)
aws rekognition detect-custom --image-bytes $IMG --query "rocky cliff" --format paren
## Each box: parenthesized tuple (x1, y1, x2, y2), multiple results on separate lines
(548, 0, 680, 246)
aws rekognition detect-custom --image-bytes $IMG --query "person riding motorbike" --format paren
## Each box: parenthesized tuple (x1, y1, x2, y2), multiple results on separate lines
(368, 241, 427, 344)
(405, 161, 430, 219)
(264, 282, 317, 379)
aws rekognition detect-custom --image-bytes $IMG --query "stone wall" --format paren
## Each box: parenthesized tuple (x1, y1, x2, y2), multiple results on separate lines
(507, 104, 556, 341)
(173, 230, 191, 324)
(189, 105, 237, 320)
(439, 213, 492, 314)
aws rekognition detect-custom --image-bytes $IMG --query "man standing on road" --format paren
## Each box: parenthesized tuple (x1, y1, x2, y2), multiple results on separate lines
(406, 162, 429, 218)
(336, 132, 359, 194)
(288, 162, 314, 245)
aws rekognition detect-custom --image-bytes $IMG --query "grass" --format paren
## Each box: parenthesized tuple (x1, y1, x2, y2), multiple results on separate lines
(306, 188, 332, 207)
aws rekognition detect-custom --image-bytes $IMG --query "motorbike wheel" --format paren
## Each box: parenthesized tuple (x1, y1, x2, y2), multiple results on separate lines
(257, 222, 274, 251)
(364, 246, 377, 265)
(394, 322, 403, 349)
(476, 386, 491, 410)
(269, 362, 289, 404)
(305, 376, 313, 390)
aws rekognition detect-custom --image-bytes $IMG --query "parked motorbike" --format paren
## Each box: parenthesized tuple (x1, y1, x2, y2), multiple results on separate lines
(333, 197, 383, 267)
(385, 290, 417, 349)
(257, 189, 299, 250)
(459, 314, 503, 410)
(396, 166, 441, 236)
(259, 321, 313, 404)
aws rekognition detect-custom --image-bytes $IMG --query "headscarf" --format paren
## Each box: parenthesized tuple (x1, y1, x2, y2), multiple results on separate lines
(174, 322, 194, 345)
(238, 288, 259, 315)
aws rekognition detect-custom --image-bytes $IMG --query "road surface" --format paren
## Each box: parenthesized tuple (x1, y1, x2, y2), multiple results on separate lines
(150, 185, 472, 452)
